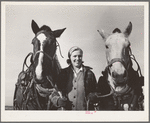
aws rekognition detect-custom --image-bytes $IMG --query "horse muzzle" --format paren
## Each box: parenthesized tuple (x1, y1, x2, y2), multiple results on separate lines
(107, 58, 128, 85)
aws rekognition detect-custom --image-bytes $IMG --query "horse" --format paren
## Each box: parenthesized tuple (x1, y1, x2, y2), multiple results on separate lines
(13, 20, 66, 110)
(96, 22, 144, 110)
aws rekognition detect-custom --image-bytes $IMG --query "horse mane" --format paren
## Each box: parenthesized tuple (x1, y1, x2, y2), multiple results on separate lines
(39, 25, 52, 32)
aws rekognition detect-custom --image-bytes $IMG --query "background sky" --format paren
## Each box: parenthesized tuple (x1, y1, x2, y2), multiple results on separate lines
(4, 2, 145, 106)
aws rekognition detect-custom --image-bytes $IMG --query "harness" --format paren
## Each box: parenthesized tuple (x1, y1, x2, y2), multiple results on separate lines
(15, 39, 64, 110)
(95, 50, 144, 110)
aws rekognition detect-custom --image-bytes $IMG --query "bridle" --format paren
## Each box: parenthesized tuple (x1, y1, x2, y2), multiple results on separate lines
(105, 58, 129, 85)
(15, 20, 67, 110)
(92, 52, 142, 110)
(23, 34, 63, 86)
(92, 47, 144, 111)
(31, 33, 64, 83)
(105, 46, 143, 85)
(96, 47, 139, 98)
(95, 25, 144, 110)
(31, 39, 64, 110)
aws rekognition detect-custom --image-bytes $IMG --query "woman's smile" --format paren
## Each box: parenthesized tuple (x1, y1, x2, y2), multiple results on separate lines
(70, 50, 83, 68)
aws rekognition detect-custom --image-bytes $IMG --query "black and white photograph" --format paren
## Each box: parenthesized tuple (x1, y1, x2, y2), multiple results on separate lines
(1, 1, 149, 122)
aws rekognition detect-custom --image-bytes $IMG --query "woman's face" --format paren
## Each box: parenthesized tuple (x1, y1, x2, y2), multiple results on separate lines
(70, 50, 83, 68)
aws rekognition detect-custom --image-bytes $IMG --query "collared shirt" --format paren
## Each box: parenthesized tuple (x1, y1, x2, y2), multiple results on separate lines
(72, 66, 83, 78)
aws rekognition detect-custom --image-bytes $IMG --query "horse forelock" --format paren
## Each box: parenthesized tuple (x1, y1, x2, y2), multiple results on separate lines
(106, 33, 126, 45)
(39, 25, 52, 32)
(112, 28, 121, 33)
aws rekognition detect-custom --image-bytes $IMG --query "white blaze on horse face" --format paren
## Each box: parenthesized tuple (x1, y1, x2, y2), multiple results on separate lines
(107, 34, 126, 78)
(35, 33, 47, 80)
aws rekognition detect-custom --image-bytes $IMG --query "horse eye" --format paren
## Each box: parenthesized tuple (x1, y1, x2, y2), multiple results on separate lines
(105, 45, 109, 49)
(32, 38, 36, 44)
(128, 44, 131, 47)
(126, 44, 130, 49)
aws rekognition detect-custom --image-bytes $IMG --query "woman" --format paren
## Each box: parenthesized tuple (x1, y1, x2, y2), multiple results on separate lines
(51, 46, 97, 110)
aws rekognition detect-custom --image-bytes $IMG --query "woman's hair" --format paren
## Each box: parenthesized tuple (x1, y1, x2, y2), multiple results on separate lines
(66, 59, 72, 65)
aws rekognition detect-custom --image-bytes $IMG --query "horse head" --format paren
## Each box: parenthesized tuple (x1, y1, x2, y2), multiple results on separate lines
(98, 22, 132, 90)
(31, 20, 66, 84)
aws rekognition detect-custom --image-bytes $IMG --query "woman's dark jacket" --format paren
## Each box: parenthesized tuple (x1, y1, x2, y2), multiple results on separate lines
(52, 65, 97, 110)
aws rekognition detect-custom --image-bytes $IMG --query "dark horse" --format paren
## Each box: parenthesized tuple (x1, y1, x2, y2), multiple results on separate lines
(13, 20, 66, 110)
(96, 22, 144, 110)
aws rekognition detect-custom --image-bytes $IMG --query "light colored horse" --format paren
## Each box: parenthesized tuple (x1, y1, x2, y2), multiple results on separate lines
(98, 22, 132, 92)
(97, 22, 144, 110)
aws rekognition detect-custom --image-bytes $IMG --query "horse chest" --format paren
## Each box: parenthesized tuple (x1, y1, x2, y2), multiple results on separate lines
(113, 90, 138, 110)
(99, 89, 138, 110)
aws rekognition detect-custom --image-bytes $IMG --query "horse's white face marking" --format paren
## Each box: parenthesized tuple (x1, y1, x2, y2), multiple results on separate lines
(106, 33, 130, 83)
(35, 33, 47, 80)
(37, 33, 47, 51)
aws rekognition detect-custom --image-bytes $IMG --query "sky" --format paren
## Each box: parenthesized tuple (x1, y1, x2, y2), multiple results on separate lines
(2, 2, 146, 107)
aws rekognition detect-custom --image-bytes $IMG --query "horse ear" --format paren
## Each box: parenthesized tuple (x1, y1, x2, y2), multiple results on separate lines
(97, 29, 108, 41)
(53, 28, 66, 38)
(124, 22, 132, 37)
(31, 20, 40, 34)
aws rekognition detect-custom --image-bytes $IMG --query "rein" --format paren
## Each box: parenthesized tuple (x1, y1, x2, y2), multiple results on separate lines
(33, 50, 55, 61)
(32, 49, 64, 110)
(56, 40, 64, 58)
(21, 50, 63, 110)
(23, 40, 63, 86)
(22, 52, 34, 71)
(95, 83, 131, 99)
(31, 50, 55, 84)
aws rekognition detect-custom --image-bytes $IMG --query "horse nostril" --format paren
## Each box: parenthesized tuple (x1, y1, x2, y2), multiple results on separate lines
(112, 71, 117, 78)
(112, 70, 126, 78)
(123, 70, 127, 78)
